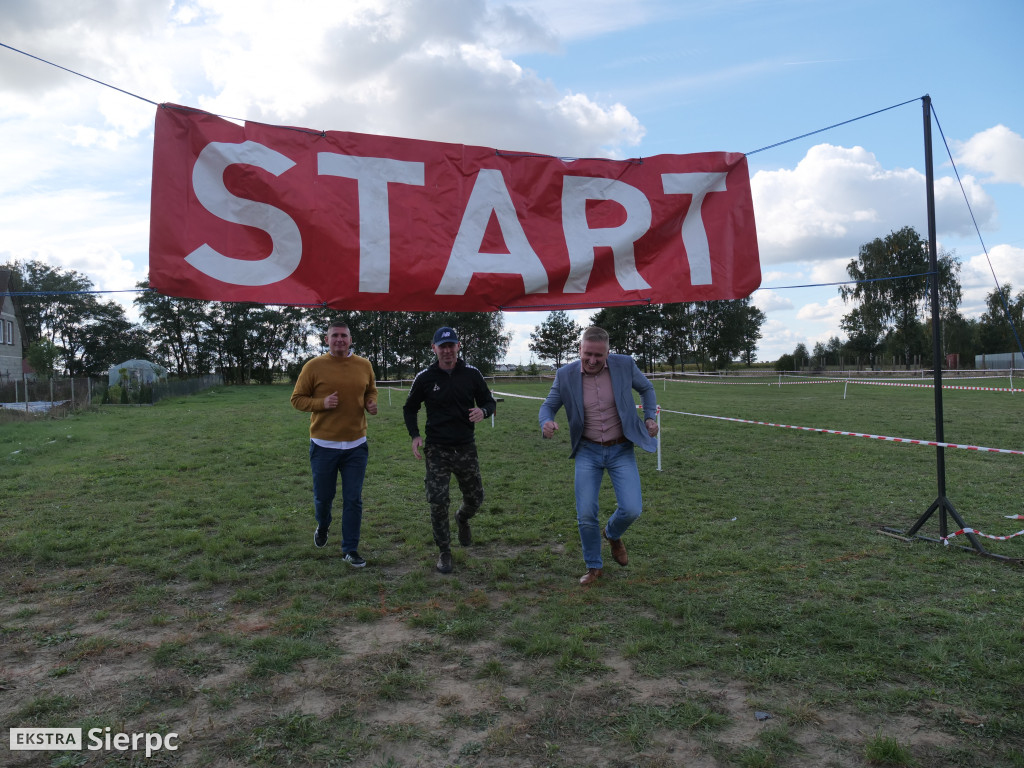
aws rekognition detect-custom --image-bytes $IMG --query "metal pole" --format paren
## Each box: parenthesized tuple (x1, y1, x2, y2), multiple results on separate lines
(923, 94, 947, 530)
(903, 95, 984, 553)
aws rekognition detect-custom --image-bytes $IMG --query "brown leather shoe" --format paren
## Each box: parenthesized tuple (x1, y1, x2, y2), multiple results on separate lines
(603, 530, 628, 566)
(579, 568, 602, 585)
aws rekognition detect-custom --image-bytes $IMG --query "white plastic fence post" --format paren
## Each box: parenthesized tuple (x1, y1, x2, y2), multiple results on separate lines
(657, 407, 662, 472)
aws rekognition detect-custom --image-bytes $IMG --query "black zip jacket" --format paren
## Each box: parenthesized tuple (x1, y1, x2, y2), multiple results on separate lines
(403, 359, 497, 447)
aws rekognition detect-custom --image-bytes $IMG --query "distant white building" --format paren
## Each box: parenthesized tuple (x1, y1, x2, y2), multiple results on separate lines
(975, 353, 1024, 369)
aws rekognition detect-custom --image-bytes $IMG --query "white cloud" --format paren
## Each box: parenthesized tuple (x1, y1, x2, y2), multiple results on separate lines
(796, 295, 845, 325)
(959, 244, 1024, 317)
(808, 258, 853, 286)
(1, 1, 641, 157)
(756, 317, 804, 359)
(505, 0, 680, 41)
(751, 289, 792, 313)
(752, 143, 996, 265)
(0, 0, 645, 329)
(953, 125, 1024, 186)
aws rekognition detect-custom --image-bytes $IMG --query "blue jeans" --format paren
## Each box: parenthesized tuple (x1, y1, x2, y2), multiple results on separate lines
(310, 440, 369, 554)
(574, 440, 642, 569)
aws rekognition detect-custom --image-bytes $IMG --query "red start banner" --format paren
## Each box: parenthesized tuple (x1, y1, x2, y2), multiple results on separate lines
(149, 104, 761, 311)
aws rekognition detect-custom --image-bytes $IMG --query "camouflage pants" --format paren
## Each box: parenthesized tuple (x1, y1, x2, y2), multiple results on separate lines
(423, 442, 484, 552)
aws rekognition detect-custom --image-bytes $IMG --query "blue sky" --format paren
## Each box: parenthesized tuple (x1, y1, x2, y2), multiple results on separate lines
(1, 0, 1022, 365)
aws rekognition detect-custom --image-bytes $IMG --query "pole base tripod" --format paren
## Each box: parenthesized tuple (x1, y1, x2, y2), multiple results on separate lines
(885, 495, 1020, 562)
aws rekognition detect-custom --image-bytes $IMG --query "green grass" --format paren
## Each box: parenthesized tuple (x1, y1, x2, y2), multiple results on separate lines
(2, 380, 1023, 766)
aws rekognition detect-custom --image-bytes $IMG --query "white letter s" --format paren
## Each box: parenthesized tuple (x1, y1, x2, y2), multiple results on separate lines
(185, 140, 302, 286)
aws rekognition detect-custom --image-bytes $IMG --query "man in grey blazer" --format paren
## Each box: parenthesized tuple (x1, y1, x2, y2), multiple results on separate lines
(538, 326, 660, 585)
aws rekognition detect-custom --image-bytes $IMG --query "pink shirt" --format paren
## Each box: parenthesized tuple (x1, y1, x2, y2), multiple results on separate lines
(581, 365, 624, 443)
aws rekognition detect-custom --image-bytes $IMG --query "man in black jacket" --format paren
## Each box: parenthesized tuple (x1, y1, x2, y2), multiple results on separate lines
(403, 326, 497, 574)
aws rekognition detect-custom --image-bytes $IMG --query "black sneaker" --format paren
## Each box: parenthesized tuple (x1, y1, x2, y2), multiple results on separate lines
(455, 513, 472, 546)
(314, 526, 328, 548)
(343, 551, 366, 568)
(436, 551, 453, 574)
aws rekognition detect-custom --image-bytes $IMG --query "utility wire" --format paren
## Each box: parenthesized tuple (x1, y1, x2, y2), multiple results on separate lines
(760, 271, 934, 292)
(746, 96, 923, 156)
(0, 41, 157, 106)
(0, 42, 1004, 336)
(930, 102, 1024, 360)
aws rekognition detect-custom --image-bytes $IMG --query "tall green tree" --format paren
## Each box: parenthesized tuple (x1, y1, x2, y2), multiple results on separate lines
(825, 336, 844, 367)
(839, 226, 961, 367)
(413, 312, 510, 375)
(75, 302, 150, 376)
(25, 339, 60, 377)
(134, 283, 215, 375)
(658, 303, 695, 371)
(3, 259, 147, 376)
(528, 310, 582, 368)
(344, 311, 415, 381)
(454, 313, 511, 375)
(3, 259, 94, 347)
(352, 311, 511, 377)
(204, 302, 310, 384)
(792, 343, 809, 370)
(735, 300, 766, 366)
(977, 283, 1024, 355)
(588, 305, 662, 372)
(685, 299, 764, 371)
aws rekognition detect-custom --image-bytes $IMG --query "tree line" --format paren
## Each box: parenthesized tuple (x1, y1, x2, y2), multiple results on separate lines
(777, 225, 1020, 371)
(3, 260, 511, 382)
(528, 299, 766, 373)
(8, 224, 1019, 380)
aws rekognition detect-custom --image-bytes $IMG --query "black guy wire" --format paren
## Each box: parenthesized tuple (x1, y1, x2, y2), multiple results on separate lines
(0, 45, 967, 314)
(6, 271, 927, 301)
(5, 289, 153, 298)
(746, 96, 923, 156)
(0, 41, 158, 107)
(760, 271, 934, 291)
(930, 101, 1024, 361)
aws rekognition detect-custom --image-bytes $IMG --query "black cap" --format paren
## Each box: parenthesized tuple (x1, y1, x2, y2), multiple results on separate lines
(432, 326, 459, 345)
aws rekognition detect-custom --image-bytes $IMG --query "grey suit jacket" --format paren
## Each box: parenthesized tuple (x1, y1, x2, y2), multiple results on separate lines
(538, 354, 658, 458)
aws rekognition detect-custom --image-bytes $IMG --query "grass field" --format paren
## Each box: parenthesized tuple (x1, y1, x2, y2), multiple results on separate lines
(2, 377, 1023, 767)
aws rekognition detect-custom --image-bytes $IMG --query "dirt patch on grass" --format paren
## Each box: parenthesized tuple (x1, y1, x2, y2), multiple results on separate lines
(0, 565, 967, 767)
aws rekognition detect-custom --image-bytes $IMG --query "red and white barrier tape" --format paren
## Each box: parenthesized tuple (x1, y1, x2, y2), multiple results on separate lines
(943, 521, 1024, 545)
(665, 377, 1024, 392)
(659, 408, 1024, 456)
(849, 380, 1024, 393)
(669, 378, 785, 385)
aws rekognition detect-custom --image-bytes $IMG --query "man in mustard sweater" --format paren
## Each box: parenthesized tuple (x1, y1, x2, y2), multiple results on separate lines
(291, 319, 378, 567)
